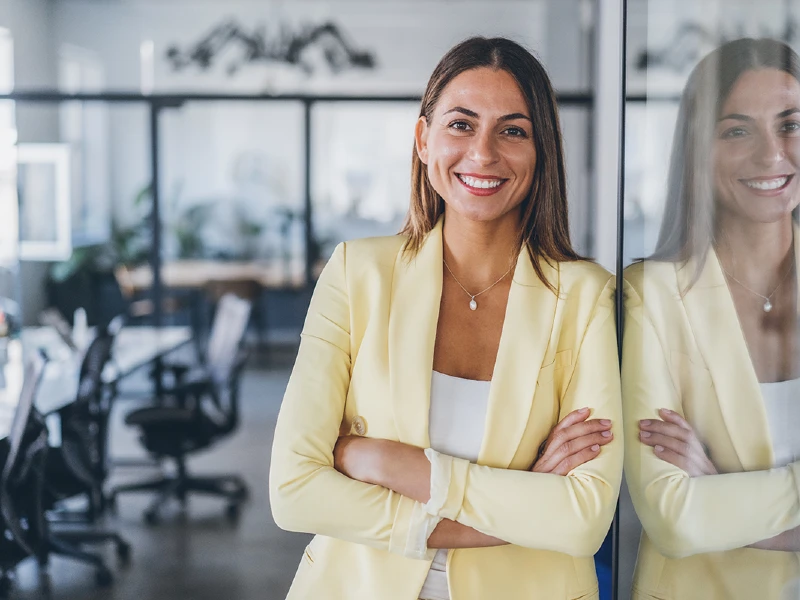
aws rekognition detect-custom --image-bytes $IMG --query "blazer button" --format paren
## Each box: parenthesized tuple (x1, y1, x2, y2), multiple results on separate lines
(352, 416, 367, 436)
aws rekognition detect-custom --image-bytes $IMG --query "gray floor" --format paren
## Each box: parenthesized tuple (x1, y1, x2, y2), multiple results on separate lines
(7, 348, 643, 600)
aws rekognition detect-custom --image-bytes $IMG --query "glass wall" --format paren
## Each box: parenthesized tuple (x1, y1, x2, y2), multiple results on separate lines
(620, 1, 800, 599)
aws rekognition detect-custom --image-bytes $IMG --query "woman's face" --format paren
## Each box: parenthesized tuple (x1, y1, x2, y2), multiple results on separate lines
(714, 68, 800, 224)
(415, 67, 537, 224)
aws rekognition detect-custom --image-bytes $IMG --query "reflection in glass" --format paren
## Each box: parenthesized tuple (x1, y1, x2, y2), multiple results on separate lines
(623, 38, 800, 599)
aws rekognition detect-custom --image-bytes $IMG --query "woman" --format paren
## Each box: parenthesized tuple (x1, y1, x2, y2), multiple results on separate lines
(624, 38, 800, 599)
(270, 36, 622, 600)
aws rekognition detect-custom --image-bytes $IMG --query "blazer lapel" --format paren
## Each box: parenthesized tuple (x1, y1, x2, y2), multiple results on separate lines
(678, 250, 774, 471)
(388, 221, 443, 448)
(478, 253, 559, 469)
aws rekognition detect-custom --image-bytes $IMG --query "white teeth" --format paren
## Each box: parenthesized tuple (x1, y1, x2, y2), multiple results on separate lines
(744, 176, 789, 190)
(458, 174, 503, 189)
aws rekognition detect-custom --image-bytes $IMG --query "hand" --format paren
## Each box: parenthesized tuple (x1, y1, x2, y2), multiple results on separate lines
(639, 408, 717, 477)
(531, 408, 614, 475)
(333, 435, 383, 484)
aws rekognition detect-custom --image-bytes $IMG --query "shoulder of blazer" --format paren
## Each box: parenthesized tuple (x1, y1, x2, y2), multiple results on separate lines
(338, 234, 407, 282)
(623, 260, 679, 307)
(557, 260, 615, 306)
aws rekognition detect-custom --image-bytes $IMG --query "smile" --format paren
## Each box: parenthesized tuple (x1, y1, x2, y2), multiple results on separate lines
(456, 173, 508, 196)
(741, 174, 793, 191)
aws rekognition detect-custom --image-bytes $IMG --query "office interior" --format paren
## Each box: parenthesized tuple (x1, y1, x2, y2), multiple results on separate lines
(0, 0, 796, 599)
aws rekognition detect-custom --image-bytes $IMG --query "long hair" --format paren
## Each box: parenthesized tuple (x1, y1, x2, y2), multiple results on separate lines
(400, 36, 581, 290)
(651, 38, 800, 282)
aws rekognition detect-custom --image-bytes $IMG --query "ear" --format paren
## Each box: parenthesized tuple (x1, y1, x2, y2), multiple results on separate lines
(414, 116, 429, 165)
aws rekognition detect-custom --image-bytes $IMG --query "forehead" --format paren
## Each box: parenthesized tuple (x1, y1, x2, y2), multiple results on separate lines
(435, 67, 530, 116)
(722, 68, 800, 114)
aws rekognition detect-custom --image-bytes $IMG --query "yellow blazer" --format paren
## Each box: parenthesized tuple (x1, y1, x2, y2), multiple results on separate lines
(623, 248, 800, 600)
(270, 220, 623, 600)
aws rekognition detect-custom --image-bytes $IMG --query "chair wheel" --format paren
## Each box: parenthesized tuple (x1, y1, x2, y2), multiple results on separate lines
(116, 541, 132, 564)
(144, 510, 160, 526)
(225, 502, 241, 522)
(95, 567, 113, 587)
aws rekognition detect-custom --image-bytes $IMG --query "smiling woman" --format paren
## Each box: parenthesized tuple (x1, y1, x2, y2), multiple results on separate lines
(270, 36, 623, 600)
(623, 38, 800, 600)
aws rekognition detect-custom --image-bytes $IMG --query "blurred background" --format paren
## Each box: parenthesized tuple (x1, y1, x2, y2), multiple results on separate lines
(5, 0, 791, 598)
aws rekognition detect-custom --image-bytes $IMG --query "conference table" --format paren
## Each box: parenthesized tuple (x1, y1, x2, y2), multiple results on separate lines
(0, 326, 192, 441)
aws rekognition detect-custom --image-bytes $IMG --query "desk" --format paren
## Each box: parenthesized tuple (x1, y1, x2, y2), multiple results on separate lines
(0, 326, 192, 440)
(122, 260, 307, 292)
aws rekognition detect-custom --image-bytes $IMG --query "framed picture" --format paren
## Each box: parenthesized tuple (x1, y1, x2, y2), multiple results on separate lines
(16, 143, 72, 261)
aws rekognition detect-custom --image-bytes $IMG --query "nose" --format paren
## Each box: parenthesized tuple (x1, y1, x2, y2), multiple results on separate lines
(468, 129, 500, 166)
(753, 130, 785, 168)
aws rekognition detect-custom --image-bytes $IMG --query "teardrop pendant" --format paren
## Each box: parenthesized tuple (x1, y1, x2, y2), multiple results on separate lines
(469, 298, 478, 311)
(764, 299, 773, 313)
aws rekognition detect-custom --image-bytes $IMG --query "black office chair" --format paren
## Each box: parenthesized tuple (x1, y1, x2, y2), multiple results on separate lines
(41, 317, 131, 581)
(0, 351, 50, 598)
(110, 293, 252, 524)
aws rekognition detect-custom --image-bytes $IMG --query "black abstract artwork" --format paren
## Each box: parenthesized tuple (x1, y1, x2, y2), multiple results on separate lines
(636, 17, 800, 74)
(166, 19, 377, 76)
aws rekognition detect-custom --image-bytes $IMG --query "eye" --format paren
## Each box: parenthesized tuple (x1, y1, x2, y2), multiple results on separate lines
(448, 120, 472, 132)
(781, 120, 800, 134)
(503, 126, 528, 138)
(720, 126, 748, 139)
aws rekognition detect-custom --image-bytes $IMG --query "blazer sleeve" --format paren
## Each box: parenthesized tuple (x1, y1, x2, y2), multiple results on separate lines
(269, 242, 437, 560)
(422, 277, 623, 557)
(621, 281, 800, 559)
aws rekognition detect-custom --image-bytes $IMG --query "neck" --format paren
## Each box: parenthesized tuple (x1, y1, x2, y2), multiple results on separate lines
(715, 212, 794, 289)
(441, 209, 521, 289)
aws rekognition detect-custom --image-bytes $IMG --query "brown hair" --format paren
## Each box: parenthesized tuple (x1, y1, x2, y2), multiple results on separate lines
(400, 36, 581, 290)
(652, 38, 800, 280)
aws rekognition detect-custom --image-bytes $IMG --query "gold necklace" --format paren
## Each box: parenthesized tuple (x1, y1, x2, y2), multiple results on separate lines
(443, 259, 515, 311)
(719, 256, 795, 313)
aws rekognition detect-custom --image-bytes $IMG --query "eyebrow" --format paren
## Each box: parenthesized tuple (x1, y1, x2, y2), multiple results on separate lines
(443, 106, 532, 122)
(718, 107, 800, 122)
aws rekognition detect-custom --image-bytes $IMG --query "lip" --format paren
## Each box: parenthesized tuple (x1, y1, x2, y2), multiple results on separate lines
(738, 173, 795, 196)
(456, 172, 509, 196)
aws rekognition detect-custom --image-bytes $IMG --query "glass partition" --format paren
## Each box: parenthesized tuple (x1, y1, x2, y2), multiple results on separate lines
(620, 1, 800, 599)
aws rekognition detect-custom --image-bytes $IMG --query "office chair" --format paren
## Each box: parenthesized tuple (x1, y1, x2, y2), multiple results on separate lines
(110, 293, 252, 524)
(0, 352, 49, 598)
(41, 317, 131, 580)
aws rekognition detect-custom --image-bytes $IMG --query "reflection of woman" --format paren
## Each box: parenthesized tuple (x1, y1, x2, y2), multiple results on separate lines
(624, 38, 800, 599)
(270, 37, 622, 600)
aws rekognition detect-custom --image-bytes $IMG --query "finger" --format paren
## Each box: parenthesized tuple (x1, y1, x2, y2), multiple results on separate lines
(552, 407, 592, 433)
(538, 430, 613, 472)
(658, 408, 692, 430)
(639, 431, 691, 456)
(639, 419, 691, 441)
(652, 444, 702, 476)
(551, 444, 602, 476)
(547, 419, 612, 453)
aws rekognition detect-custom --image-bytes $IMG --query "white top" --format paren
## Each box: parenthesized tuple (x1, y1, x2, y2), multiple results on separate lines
(418, 371, 491, 600)
(759, 378, 800, 468)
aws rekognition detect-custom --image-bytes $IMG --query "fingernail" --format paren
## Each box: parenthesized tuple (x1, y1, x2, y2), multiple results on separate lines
(602, 430, 612, 437)
(600, 419, 612, 426)
(660, 408, 672, 415)
(579, 407, 589, 413)
(591, 444, 600, 451)
(640, 420, 651, 426)
(655, 445, 664, 452)
(640, 431, 651, 438)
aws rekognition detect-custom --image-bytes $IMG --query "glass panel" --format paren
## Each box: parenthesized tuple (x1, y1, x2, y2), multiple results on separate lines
(621, 1, 800, 599)
(311, 101, 418, 259)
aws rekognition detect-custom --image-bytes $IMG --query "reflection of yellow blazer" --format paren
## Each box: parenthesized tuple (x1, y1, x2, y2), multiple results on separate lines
(623, 250, 800, 600)
(269, 220, 623, 600)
